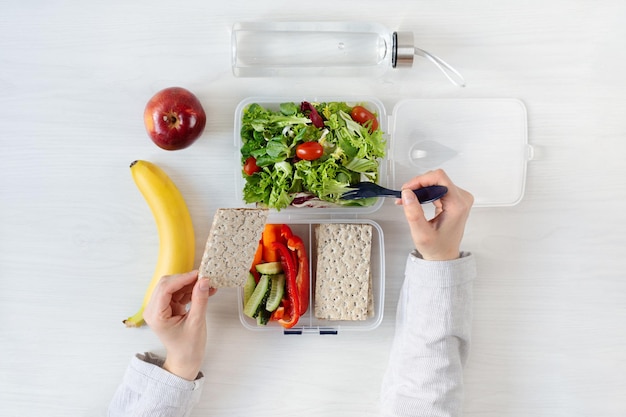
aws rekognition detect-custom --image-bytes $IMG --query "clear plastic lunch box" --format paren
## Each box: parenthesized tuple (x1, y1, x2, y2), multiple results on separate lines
(236, 218, 385, 334)
(233, 96, 531, 334)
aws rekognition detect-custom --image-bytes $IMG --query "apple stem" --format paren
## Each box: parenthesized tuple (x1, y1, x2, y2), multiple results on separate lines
(164, 114, 178, 124)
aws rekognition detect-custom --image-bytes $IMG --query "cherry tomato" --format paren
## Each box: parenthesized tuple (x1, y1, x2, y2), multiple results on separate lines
(243, 156, 261, 175)
(295, 142, 323, 161)
(350, 105, 379, 133)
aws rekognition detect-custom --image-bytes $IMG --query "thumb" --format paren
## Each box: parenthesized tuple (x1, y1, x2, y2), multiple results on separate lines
(187, 278, 211, 322)
(401, 188, 429, 236)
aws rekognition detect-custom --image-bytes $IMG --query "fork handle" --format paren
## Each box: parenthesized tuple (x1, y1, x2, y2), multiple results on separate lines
(403, 185, 448, 204)
(381, 189, 402, 198)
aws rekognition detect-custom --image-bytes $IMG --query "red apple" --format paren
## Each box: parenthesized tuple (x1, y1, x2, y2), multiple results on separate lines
(144, 87, 206, 150)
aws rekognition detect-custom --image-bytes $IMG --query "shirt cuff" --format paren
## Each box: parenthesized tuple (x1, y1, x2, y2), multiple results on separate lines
(406, 250, 476, 288)
(123, 352, 204, 407)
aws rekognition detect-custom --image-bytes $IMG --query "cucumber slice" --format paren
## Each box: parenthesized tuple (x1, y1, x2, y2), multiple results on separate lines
(243, 272, 256, 306)
(256, 308, 271, 326)
(265, 274, 285, 312)
(243, 275, 270, 318)
(256, 261, 283, 275)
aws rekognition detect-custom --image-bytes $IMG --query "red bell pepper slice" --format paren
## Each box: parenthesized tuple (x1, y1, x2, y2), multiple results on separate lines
(288, 235, 309, 316)
(280, 224, 293, 240)
(271, 241, 300, 328)
(280, 224, 298, 265)
(270, 305, 285, 321)
(262, 224, 281, 262)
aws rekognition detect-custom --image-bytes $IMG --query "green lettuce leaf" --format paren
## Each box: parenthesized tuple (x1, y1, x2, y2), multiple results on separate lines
(240, 101, 386, 210)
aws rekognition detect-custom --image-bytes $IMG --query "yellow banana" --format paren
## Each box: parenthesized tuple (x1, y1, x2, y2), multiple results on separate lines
(124, 160, 195, 327)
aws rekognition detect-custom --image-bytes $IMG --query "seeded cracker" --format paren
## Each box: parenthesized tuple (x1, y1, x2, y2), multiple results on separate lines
(198, 208, 268, 288)
(314, 223, 372, 320)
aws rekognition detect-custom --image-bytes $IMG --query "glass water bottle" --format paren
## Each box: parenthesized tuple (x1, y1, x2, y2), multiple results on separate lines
(231, 21, 464, 86)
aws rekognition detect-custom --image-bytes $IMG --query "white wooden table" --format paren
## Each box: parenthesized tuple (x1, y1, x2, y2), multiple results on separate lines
(1, 1, 625, 416)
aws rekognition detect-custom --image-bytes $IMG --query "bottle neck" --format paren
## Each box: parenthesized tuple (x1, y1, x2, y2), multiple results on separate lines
(392, 31, 466, 87)
(392, 32, 415, 68)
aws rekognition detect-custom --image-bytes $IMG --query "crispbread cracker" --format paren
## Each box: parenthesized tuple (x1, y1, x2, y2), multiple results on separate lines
(198, 208, 268, 288)
(314, 223, 372, 321)
(367, 272, 375, 318)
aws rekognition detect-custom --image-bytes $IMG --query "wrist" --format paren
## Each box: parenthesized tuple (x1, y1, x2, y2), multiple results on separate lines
(416, 248, 460, 261)
(423, 252, 460, 261)
(163, 357, 201, 381)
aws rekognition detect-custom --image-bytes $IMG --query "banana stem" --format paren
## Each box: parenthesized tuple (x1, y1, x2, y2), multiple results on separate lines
(123, 306, 146, 328)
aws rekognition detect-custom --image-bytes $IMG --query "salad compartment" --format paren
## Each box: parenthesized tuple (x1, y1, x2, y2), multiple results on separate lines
(234, 96, 389, 215)
(237, 218, 385, 334)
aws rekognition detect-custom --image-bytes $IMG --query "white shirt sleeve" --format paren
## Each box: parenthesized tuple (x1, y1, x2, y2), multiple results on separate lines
(108, 352, 204, 417)
(380, 251, 476, 417)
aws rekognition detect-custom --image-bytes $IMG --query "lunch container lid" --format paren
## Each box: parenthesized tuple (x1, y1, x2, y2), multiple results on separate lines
(388, 98, 531, 207)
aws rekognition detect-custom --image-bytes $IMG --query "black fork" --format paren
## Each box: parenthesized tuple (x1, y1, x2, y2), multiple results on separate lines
(340, 182, 447, 204)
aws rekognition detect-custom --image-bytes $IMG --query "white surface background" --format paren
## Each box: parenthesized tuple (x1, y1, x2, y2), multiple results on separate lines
(1, 1, 626, 416)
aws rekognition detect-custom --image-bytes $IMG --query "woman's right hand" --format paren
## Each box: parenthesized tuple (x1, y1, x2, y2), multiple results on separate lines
(143, 271, 217, 381)
(396, 169, 474, 261)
